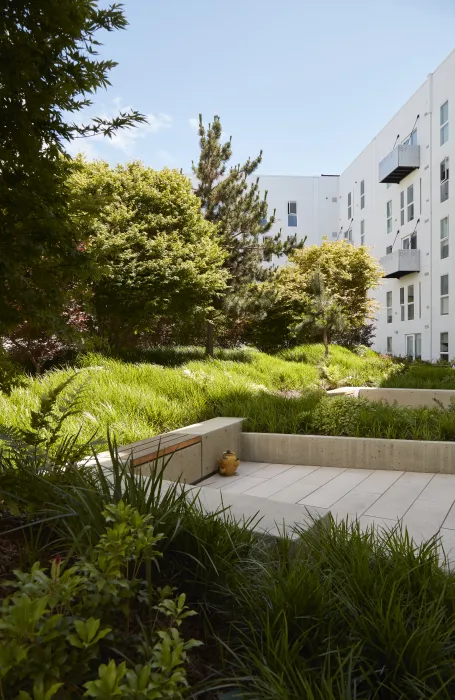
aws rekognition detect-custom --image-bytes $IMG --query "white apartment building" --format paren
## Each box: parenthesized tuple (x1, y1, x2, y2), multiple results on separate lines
(258, 48, 455, 362)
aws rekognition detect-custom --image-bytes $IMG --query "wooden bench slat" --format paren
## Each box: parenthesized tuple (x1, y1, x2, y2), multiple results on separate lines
(118, 431, 188, 452)
(130, 435, 202, 467)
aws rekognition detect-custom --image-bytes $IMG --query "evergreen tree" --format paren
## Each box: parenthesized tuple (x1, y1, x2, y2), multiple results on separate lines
(0, 0, 144, 337)
(192, 114, 302, 288)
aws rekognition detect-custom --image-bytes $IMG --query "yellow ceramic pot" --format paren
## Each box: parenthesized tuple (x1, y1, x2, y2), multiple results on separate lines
(218, 450, 240, 476)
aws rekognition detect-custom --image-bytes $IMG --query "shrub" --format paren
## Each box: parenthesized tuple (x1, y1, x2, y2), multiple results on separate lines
(227, 518, 455, 699)
(381, 361, 455, 390)
(0, 501, 199, 699)
(0, 348, 25, 395)
(300, 395, 455, 441)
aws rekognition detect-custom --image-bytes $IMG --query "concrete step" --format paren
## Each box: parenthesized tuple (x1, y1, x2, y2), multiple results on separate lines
(183, 482, 327, 537)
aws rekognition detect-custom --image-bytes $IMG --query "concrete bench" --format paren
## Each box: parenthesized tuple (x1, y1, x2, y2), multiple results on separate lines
(97, 418, 244, 484)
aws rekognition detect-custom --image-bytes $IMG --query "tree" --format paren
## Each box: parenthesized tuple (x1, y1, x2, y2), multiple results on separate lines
(192, 114, 302, 288)
(292, 271, 349, 357)
(250, 239, 383, 352)
(0, 1, 144, 338)
(192, 115, 305, 352)
(73, 161, 227, 350)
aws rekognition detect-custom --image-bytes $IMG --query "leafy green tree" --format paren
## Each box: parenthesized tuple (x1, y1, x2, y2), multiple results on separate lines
(0, 1, 144, 338)
(250, 240, 383, 352)
(291, 271, 349, 357)
(73, 161, 227, 350)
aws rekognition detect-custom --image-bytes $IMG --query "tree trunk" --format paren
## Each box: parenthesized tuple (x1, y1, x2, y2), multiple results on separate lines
(205, 320, 214, 357)
(323, 328, 329, 358)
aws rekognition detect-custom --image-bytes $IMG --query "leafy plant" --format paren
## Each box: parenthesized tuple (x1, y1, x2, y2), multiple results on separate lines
(0, 349, 25, 395)
(0, 373, 99, 470)
(0, 502, 200, 699)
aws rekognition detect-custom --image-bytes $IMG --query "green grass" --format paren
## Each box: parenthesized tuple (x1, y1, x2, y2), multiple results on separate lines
(0, 345, 395, 447)
(2, 345, 455, 445)
(4, 448, 455, 699)
(381, 361, 455, 389)
(301, 395, 455, 441)
(226, 518, 455, 699)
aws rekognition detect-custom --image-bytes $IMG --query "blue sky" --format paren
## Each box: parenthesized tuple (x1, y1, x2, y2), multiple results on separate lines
(70, 0, 455, 175)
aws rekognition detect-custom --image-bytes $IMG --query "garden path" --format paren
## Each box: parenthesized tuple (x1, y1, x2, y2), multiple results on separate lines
(201, 462, 455, 560)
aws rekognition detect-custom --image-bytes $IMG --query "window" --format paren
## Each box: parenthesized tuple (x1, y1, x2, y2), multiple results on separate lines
(386, 245, 393, 255)
(386, 200, 392, 234)
(288, 201, 297, 226)
(415, 333, 422, 360)
(441, 158, 449, 202)
(406, 335, 414, 359)
(441, 216, 449, 259)
(402, 232, 417, 249)
(360, 180, 365, 209)
(344, 227, 352, 243)
(332, 197, 337, 203)
(441, 332, 449, 361)
(403, 129, 417, 146)
(331, 231, 338, 239)
(407, 284, 414, 320)
(386, 291, 392, 323)
(441, 274, 449, 315)
(400, 287, 405, 321)
(360, 220, 365, 245)
(400, 191, 405, 225)
(347, 192, 352, 220)
(386, 337, 393, 354)
(406, 333, 422, 360)
(407, 185, 414, 222)
(441, 101, 449, 146)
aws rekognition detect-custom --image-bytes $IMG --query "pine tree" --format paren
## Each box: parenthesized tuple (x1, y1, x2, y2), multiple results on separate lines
(192, 115, 304, 351)
(192, 114, 302, 289)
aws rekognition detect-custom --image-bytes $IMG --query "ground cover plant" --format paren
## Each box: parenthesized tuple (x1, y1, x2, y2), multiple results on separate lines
(0, 345, 397, 447)
(0, 500, 201, 699)
(300, 394, 455, 441)
(381, 360, 455, 390)
(2, 431, 455, 699)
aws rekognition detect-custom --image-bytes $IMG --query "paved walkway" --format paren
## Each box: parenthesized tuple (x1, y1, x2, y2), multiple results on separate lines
(201, 462, 455, 558)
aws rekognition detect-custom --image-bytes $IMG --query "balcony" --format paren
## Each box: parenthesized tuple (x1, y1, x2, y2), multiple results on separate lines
(380, 249, 420, 279)
(378, 144, 420, 184)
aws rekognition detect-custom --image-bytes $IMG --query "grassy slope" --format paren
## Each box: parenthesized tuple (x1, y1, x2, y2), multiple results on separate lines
(0, 345, 394, 446)
(381, 362, 455, 389)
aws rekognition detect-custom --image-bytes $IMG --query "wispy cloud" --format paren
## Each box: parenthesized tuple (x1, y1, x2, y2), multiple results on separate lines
(188, 117, 199, 131)
(107, 107, 173, 153)
(66, 98, 173, 159)
(66, 138, 101, 160)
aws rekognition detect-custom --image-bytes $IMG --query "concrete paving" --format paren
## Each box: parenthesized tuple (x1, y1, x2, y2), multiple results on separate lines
(201, 462, 455, 560)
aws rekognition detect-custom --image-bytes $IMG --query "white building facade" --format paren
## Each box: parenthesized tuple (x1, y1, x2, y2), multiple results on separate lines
(258, 49, 455, 361)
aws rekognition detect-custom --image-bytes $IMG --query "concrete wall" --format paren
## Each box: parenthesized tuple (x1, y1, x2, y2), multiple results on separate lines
(137, 417, 243, 483)
(241, 432, 455, 474)
(327, 386, 455, 408)
(171, 417, 243, 478)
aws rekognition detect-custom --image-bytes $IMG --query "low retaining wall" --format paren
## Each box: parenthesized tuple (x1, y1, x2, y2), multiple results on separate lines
(240, 432, 455, 474)
(109, 417, 243, 484)
(327, 386, 455, 408)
